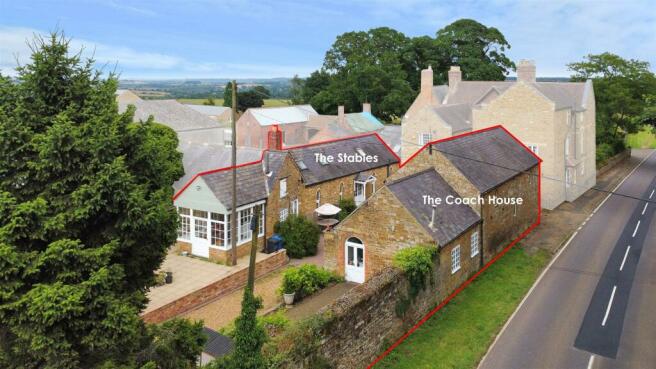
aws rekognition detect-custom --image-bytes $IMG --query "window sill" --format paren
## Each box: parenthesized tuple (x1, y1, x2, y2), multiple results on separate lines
(451, 266, 461, 274)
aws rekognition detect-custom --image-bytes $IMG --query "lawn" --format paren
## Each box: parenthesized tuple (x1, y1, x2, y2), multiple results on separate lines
(176, 98, 291, 107)
(376, 247, 550, 369)
(625, 125, 656, 149)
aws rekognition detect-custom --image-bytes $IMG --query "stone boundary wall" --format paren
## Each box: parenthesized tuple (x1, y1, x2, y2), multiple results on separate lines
(292, 263, 459, 369)
(142, 250, 288, 324)
(597, 149, 631, 175)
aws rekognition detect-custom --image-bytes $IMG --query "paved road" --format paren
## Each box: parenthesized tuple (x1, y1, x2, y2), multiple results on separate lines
(479, 149, 656, 369)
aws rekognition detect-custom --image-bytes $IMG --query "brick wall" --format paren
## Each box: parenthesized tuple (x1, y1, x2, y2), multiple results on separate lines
(142, 249, 288, 324)
(175, 238, 264, 264)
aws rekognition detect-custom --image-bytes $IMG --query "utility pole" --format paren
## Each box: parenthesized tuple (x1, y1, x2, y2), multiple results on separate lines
(247, 206, 260, 289)
(230, 80, 238, 266)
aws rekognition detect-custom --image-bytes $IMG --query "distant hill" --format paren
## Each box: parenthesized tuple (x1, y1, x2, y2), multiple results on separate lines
(119, 78, 292, 99)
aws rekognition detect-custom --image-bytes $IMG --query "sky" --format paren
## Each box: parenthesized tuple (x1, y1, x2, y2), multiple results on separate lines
(1, 0, 654, 79)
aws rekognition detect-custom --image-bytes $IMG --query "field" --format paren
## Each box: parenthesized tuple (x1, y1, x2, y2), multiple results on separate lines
(377, 247, 550, 369)
(175, 98, 291, 107)
(625, 125, 656, 149)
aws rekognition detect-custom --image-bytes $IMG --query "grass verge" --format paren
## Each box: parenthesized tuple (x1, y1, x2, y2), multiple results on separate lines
(376, 246, 550, 369)
(626, 125, 656, 149)
(176, 98, 291, 107)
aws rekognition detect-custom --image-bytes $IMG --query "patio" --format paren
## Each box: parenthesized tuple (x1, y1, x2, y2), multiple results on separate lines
(143, 249, 288, 322)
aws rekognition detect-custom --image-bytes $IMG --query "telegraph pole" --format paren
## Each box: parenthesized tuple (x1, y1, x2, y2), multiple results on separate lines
(247, 206, 260, 289)
(230, 80, 238, 266)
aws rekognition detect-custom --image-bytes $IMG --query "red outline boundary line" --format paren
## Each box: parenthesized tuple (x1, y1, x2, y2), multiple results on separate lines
(170, 122, 543, 368)
(366, 126, 542, 368)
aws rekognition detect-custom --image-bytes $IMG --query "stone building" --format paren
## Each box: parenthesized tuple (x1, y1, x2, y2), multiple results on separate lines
(326, 168, 482, 284)
(236, 105, 318, 148)
(172, 130, 400, 262)
(401, 60, 595, 210)
(327, 126, 540, 282)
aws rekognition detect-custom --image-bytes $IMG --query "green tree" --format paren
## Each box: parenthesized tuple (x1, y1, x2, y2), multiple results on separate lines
(204, 96, 216, 105)
(223, 82, 233, 107)
(568, 53, 656, 150)
(289, 74, 305, 105)
(434, 19, 515, 81)
(252, 85, 270, 99)
(0, 33, 203, 368)
(237, 90, 265, 111)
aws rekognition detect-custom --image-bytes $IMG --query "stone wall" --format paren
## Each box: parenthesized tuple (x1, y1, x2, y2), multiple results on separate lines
(288, 235, 482, 369)
(142, 249, 288, 324)
(597, 149, 631, 175)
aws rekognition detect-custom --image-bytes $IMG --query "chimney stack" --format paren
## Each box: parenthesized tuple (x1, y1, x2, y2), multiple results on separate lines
(338, 105, 345, 123)
(420, 65, 434, 96)
(362, 102, 371, 113)
(517, 60, 536, 83)
(448, 66, 461, 92)
(267, 126, 283, 150)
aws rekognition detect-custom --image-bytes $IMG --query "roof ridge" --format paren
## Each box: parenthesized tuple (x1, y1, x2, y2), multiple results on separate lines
(387, 167, 436, 187)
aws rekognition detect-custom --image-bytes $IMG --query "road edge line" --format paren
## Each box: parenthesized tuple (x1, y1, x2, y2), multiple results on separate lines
(476, 149, 654, 369)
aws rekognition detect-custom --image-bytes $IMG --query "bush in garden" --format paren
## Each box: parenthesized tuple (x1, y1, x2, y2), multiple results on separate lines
(336, 197, 356, 221)
(274, 215, 320, 258)
(279, 265, 342, 300)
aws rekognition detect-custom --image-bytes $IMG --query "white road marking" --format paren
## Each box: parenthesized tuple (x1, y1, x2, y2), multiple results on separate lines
(587, 354, 595, 369)
(651, 189, 655, 199)
(632, 221, 640, 238)
(477, 151, 654, 369)
(642, 203, 648, 215)
(620, 246, 631, 271)
(602, 286, 617, 326)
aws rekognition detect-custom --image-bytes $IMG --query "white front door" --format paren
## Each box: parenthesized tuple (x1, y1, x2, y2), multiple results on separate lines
(345, 238, 365, 283)
(191, 217, 210, 258)
(354, 182, 365, 206)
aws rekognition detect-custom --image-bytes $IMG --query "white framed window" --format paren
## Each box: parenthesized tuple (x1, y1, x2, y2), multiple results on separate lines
(565, 137, 570, 157)
(193, 210, 208, 240)
(470, 232, 479, 257)
(210, 212, 229, 247)
(224, 129, 233, 147)
(339, 183, 344, 200)
(451, 245, 461, 274)
(177, 207, 191, 240)
(291, 198, 299, 215)
(280, 178, 287, 198)
(237, 204, 265, 243)
(316, 190, 321, 207)
(527, 144, 539, 155)
(419, 133, 432, 146)
(279, 208, 288, 222)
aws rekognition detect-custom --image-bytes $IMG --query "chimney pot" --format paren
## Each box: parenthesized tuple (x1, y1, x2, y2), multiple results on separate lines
(362, 102, 371, 113)
(517, 60, 536, 83)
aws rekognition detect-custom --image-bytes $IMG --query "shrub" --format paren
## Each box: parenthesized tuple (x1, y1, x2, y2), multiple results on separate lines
(274, 215, 321, 258)
(393, 245, 437, 302)
(336, 197, 356, 221)
(596, 143, 615, 167)
(279, 265, 342, 300)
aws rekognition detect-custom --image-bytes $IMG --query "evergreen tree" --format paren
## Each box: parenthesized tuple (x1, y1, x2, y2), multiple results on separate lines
(223, 82, 233, 107)
(0, 32, 204, 368)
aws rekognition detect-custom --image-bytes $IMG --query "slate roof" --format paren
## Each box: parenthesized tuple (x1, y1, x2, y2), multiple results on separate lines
(388, 169, 481, 246)
(249, 105, 318, 126)
(184, 104, 230, 116)
(432, 104, 472, 133)
(264, 151, 288, 188)
(442, 81, 588, 111)
(173, 144, 263, 192)
(432, 127, 539, 193)
(203, 327, 233, 358)
(119, 99, 220, 132)
(377, 125, 401, 155)
(288, 135, 399, 186)
(201, 162, 268, 209)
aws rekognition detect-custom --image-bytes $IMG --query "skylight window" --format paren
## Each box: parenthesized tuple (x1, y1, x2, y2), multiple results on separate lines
(298, 160, 308, 170)
(356, 148, 366, 156)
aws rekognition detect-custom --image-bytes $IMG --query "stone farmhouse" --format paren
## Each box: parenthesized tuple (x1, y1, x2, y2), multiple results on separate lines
(326, 126, 539, 283)
(172, 130, 400, 263)
(401, 61, 595, 210)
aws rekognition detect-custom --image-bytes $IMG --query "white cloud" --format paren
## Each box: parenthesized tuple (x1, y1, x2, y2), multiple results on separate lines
(0, 26, 314, 78)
